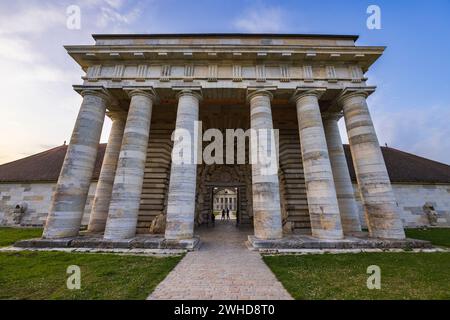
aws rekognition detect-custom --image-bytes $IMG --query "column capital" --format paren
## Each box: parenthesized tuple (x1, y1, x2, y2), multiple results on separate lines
(246, 89, 274, 102)
(124, 87, 158, 103)
(336, 86, 376, 106)
(73, 85, 113, 104)
(175, 89, 203, 101)
(290, 87, 326, 104)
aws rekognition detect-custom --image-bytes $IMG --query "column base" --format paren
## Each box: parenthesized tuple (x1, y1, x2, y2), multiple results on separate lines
(246, 234, 431, 252)
(15, 234, 200, 251)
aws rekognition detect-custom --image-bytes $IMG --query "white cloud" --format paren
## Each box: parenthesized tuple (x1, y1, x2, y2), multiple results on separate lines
(233, 6, 286, 33)
(0, 36, 39, 63)
(372, 104, 450, 164)
(0, 4, 66, 35)
(104, 0, 126, 9)
(0, 0, 144, 164)
(96, 5, 142, 28)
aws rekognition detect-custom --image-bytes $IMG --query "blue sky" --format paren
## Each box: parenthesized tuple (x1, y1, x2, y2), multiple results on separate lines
(0, 0, 449, 164)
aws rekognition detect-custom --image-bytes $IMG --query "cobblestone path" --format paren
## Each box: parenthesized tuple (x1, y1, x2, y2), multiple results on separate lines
(148, 221, 292, 300)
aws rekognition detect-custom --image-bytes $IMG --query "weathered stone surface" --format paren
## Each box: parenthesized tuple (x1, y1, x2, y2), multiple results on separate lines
(247, 90, 283, 240)
(0, 182, 97, 227)
(165, 90, 201, 240)
(351, 183, 450, 228)
(248, 234, 432, 250)
(15, 238, 74, 248)
(104, 89, 156, 240)
(43, 89, 109, 239)
(340, 91, 405, 239)
(323, 113, 362, 233)
(15, 234, 199, 250)
(88, 112, 126, 232)
(293, 91, 344, 240)
(149, 213, 166, 234)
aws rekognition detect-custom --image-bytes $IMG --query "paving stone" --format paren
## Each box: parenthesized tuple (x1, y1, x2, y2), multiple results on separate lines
(148, 222, 293, 300)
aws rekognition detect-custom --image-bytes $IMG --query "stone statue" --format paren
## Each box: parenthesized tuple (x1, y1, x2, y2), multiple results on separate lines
(423, 202, 438, 226)
(11, 202, 27, 225)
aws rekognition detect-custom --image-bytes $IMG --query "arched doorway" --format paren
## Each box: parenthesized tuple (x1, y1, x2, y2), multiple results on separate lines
(195, 164, 253, 228)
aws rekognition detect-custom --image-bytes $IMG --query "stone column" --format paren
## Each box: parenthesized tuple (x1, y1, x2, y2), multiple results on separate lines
(103, 89, 156, 240)
(339, 90, 405, 239)
(322, 113, 362, 234)
(248, 90, 283, 240)
(43, 89, 109, 239)
(293, 90, 344, 240)
(87, 112, 126, 233)
(165, 90, 202, 240)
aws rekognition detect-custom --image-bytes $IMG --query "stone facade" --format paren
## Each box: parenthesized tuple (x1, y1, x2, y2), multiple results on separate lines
(1, 173, 449, 230)
(0, 182, 96, 227)
(213, 188, 238, 211)
(1, 34, 449, 245)
(354, 183, 450, 228)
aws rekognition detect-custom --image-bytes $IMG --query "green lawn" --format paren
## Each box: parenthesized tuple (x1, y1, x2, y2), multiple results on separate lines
(0, 227, 43, 247)
(406, 228, 450, 247)
(264, 253, 450, 300)
(0, 251, 182, 300)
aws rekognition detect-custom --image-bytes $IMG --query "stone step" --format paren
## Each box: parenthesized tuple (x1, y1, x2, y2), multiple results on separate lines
(138, 211, 162, 219)
(139, 203, 164, 210)
(141, 194, 165, 199)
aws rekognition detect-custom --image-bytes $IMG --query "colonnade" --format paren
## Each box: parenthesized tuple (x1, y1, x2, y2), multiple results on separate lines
(43, 86, 405, 241)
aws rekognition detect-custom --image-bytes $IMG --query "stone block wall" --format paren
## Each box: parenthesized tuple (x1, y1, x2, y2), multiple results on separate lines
(1, 180, 449, 229)
(0, 182, 96, 227)
(354, 183, 450, 228)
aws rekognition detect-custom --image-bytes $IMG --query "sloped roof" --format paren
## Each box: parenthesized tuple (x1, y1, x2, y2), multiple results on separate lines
(343, 145, 450, 184)
(0, 145, 105, 183)
(0, 144, 449, 184)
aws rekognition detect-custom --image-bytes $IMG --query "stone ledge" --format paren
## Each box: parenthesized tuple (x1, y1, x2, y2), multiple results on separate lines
(247, 234, 432, 251)
(15, 235, 200, 251)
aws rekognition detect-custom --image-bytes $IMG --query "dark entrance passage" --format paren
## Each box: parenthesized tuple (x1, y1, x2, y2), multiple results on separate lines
(195, 164, 253, 229)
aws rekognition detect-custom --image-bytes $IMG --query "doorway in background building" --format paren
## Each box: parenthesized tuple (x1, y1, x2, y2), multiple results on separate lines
(212, 186, 238, 223)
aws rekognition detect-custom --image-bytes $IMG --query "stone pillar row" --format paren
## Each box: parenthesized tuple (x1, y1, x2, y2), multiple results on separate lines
(44, 85, 405, 241)
(44, 87, 157, 240)
(104, 89, 156, 240)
